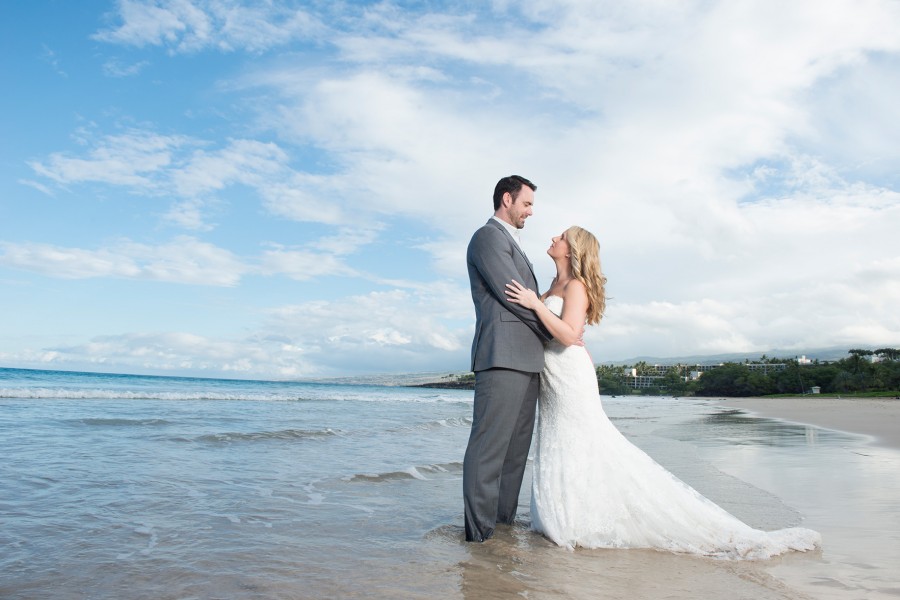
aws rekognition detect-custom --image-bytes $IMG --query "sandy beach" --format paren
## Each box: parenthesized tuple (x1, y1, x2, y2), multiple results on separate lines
(716, 396, 900, 449)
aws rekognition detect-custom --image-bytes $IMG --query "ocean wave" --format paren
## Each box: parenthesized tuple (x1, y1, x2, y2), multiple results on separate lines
(72, 418, 172, 427)
(0, 387, 473, 403)
(386, 416, 473, 434)
(423, 416, 472, 429)
(0, 388, 322, 402)
(346, 461, 463, 483)
(191, 428, 341, 443)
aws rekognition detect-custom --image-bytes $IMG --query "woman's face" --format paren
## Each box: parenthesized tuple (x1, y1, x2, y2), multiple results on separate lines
(548, 232, 571, 260)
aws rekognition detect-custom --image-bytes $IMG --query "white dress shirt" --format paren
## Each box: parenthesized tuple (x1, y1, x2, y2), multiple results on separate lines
(491, 215, 522, 248)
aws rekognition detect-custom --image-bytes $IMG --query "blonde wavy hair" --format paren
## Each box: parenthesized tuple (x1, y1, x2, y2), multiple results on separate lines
(564, 226, 607, 325)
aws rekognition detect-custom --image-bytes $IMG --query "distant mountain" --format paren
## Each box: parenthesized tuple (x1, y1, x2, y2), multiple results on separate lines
(301, 371, 464, 387)
(602, 345, 861, 366)
(302, 346, 882, 386)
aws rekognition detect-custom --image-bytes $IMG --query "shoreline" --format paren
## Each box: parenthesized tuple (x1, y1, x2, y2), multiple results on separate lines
(709, 396, 900, 450)
(407, 383, 900, 450)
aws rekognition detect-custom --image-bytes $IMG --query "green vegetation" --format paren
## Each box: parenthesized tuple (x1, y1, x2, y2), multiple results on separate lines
(595, 348, 900, 397)
(423, 349, 900, 396)
(595, 364, 633, 396)
(452, 372, 476, 384)
(414, 372, 476, 389)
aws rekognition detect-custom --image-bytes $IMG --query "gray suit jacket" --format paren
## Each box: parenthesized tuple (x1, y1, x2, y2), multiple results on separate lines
(467, 219, 552, 373)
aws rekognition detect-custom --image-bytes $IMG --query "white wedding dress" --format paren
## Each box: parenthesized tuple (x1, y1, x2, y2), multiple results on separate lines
(530, 296, 821, 558)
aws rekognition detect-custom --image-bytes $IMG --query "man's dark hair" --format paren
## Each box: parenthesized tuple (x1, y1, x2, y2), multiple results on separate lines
(493, 175, 537, 210)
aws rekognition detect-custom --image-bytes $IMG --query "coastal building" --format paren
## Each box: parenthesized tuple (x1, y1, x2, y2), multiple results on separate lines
(621, 361, 789, 389)
(745, 363, 787, 375)
(626, 374, 665, 389)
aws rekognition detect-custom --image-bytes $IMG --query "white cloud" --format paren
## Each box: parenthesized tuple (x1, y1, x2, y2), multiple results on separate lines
(9, 331, 308, 377)
(597, 299, 757, 359)
(316, 227, 382, 255)
(262, 284, 472, 373)
(0, 242, 141, 280)
(172, 138, 290, 196)
(589, 183, 900, 360)
(29, 128, 193, 187)
(258, 246, 358, 281)
(799, 53, 900, 184)
(162, 198, 216, 230)
(29, 129, 291, 197)
(102, 58, 151, 77)
(26, 128, 353, 229)
(248, 66, 550, 233)
(257, 174, 348, 225)
(0, 237, 246, 286)
(17, 179, 55, 196)
(40, 44, 67, 77)
(0, 232, 407, 289)
(93, 0, 325, 53)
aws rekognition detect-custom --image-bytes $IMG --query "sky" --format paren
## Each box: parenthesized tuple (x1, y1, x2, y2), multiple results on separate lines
(1, 0, 899, 380)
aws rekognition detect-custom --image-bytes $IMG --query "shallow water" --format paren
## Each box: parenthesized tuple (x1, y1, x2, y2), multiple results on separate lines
(1, 368, 897, 599)
(687, 403, 900, 599)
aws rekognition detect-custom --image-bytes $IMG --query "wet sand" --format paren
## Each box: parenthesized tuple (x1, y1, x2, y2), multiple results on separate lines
(716, 396, 900, 449)
(703, 395, 900, 600)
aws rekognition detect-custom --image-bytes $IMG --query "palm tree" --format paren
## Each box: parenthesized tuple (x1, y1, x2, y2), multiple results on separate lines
(633, 360, 651, 376)
(847, 349, 874, 374)
(875, 348, 900, 361)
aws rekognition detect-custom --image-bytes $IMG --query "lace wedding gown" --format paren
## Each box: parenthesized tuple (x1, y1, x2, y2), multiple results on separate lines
(530, 296, 821, 558)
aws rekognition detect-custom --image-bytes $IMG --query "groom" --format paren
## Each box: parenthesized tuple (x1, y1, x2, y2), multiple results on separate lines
(463, 175, 552, 542)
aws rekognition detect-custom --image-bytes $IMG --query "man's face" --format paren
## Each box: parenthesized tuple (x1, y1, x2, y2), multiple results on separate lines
(507, 186, 534, 229)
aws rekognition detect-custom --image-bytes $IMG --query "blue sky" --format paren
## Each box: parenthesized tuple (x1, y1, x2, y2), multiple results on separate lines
(2, 0, 899, 379)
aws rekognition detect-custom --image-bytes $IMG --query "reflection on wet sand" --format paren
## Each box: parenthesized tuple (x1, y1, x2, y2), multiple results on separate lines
(692, 402, 900, 600)
(673, 408, 856, 448)
(456, 524, 817, 600)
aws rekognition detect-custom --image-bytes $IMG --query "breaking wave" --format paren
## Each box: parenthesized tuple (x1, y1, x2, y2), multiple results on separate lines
(192, 428, 341, 443)
(346, 462, 463, 483)
(72, 418, 172, 427)
(1, 388, 325, 402)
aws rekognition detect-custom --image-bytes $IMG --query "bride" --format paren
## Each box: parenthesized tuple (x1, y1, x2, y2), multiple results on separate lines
(505, 226, 820, 558)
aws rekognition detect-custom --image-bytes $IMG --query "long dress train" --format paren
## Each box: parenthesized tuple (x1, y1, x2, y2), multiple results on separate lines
(530, 296, 821, 559)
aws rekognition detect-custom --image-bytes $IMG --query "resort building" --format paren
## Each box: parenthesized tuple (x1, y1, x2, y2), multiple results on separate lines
(621, 361, 790, 389)
(626, 374, 666, 389)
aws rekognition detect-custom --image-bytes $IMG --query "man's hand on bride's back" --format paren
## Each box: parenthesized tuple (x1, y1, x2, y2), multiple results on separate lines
(574, 324, 586, 347)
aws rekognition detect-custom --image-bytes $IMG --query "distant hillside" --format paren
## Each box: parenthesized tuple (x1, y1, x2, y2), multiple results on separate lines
(603, 345, 858, 366)
(408, 379, 475, 390)
(301, 371, 467, 387)
(300, 346, 879, 387)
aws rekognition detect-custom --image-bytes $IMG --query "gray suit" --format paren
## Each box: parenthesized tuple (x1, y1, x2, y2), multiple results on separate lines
(463, 218, 551, 542)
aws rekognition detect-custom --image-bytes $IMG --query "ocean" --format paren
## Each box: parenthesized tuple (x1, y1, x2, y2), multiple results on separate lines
(2, 367, 898, 599)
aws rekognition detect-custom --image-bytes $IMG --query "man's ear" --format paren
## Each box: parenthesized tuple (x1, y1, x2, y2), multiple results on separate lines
(502, 192, 512, 208)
